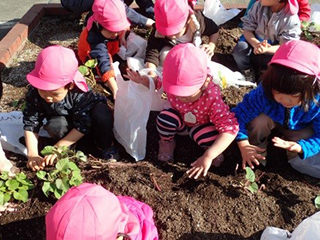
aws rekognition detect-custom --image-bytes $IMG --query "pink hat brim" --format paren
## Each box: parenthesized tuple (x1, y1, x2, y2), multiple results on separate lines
(156, 20, 187, 36)
(164, 81, 204, 97)
(27, 69, 88, 92)
(26, 69, 70, 91)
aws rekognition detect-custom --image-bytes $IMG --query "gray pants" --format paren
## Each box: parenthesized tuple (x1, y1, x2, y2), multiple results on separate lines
(247, 113, 314, 159)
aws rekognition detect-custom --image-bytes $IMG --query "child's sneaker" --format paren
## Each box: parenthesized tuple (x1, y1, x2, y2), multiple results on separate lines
(212, 154, 224, 167)
(101, 145, 119, 162)
(158, 139, 175, 162)
(242, 68, 256, 83)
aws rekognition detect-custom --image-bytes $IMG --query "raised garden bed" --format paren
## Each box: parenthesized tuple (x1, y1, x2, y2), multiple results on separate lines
(0, 4, 320, 240)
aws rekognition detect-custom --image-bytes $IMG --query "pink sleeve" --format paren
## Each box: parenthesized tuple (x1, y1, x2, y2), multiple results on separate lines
(117, 196, 159, 240)
(209, 85, 239, 135)
(298, 0, 311, 22)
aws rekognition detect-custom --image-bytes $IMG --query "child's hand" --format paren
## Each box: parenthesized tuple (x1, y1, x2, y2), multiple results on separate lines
(254, 41, 271, 54)
(239, 144, 266, 169)
(186, 155, 213, 179)
(105, 77, 118, 100)
(200, 43, 215, 58)
(124, 69, 150, 88)
(272, 137, 302, 153)
(27, 155, 45, 171)
(44, 153, 58, 166)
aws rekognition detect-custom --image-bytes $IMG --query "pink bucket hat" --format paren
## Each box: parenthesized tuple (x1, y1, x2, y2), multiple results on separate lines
(27, 46, 88, 92)
(86, 0, 130, 32)
(269, 40, 320, 81)
(163, 43, 208, 97)
(46, 183, 137, 240)
(154, 0, 190, 36)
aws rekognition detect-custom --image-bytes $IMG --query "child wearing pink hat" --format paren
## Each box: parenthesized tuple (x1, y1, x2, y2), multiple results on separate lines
(144, 0, 219, 78)
(46, 183, 159, 240)
(78, 0, 151, 99)
(23, 45, 117, 171)
(232, 40, 320, 176)
(232, 0, 302, 82)
(126, 43, 239, 179)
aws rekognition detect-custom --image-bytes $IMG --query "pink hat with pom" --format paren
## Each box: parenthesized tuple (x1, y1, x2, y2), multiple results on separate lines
(269, 40, 320, 81)
(154, 0, 190, 36)
(87, 0, 130, 32)
(163, 43, 208, 97)
(27, 45, 88, 92)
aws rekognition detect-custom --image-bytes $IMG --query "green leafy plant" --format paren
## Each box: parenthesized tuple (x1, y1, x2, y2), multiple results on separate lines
(78, 59, 98, 89)
(301, 21, 320, 40)
(0, 171, 34, 206)
(233, 167, 265, 194)
(36, 146, 87, 199)
(314, 195, 320, 209)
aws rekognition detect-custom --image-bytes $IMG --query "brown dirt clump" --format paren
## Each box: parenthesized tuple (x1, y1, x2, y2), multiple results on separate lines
(0, 14, 320, 240)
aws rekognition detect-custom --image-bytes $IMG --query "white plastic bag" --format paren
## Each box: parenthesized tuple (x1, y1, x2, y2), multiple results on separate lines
(203, 0, 241, 26)
(117, 32, 148, 60)
(207, 61, 256, 88)
(127, 57, 168, 111)
(0, 111, 49, 156)
(261, 212, 320, 240)
(288, 152, 320, 178)
(113, 62, 166, 161)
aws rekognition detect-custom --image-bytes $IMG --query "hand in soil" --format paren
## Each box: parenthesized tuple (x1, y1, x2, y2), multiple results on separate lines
(186, 155, 213, 179)
(238, 142, 266, 169)
(272, 136, 302, 153)
(44, 153, 58, 166)
(27, 155, 45, 171)
(200, 43, 215, 58)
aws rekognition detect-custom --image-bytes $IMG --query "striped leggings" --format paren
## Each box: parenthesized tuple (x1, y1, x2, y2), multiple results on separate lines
(156, 108, 220, 148)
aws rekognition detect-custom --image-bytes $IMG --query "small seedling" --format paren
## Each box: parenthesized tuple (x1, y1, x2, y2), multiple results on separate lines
(78, 59, 98, 89)
(0, 171, 34, 206)
(233, 166, 265, 194)
(36, 146, 86, 199)
(301, 21, 320, 40)
(314, 195, 320, 209)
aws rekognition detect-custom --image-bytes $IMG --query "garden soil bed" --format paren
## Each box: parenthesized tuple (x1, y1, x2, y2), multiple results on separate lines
(1, 13, 320, 240)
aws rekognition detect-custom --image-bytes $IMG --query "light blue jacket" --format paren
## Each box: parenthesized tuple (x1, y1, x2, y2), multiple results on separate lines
(232, 85, 320, 159)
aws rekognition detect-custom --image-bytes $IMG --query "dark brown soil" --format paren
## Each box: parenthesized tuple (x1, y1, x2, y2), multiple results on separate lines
(0, 13, 320, 240)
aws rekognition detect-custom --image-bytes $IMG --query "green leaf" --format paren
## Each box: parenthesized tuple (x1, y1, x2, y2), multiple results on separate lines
(56, 158, 70, 172)
(75, 151, 87, 162)
(0, 180, 4, 187)
(68, 162, 80, 171)
(247, 182, 259, 194)
(78, 65, 89, 76)
(55, 178, 63, 190)
(0, 192, 11, 206)
(11, 100, 19, 107)
(245, 167, 256, 182)
(0, 192, 5, 206)
(0, 171, 9, 180)
(36, 171, 47, 180)
(41, 146, 56, 156)
(13, 189, 28, 202)
(6, 179, 19, 191)
(54, 188, 63, 199)
(4, 192, 11, 204)
(42, 182, 52, 197)
(16, 172, 27, 180)
(315, 196, 320, 209)
(85, 59, 98, 68)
